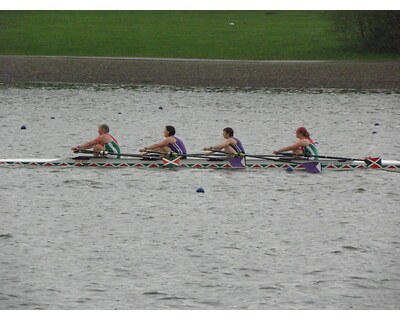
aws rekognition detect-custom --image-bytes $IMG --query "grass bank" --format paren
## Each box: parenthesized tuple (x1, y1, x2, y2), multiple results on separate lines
(0, 11, 399, 60)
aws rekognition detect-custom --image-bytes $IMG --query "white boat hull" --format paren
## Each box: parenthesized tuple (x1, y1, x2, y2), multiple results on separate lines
(1, 156, 399, 171)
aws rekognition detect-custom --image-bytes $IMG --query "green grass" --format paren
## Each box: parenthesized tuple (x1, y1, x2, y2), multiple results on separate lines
(0, 11, 399, 60)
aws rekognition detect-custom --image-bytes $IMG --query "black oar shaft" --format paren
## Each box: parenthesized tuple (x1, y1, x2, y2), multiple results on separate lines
(277, 152, 363, 161)
(246, 154, 300, 164)
(76, 149, 144, 158)
(77, 149, 224, 160)
(243, 153, 321, 173)
(209, 149, 305, 164)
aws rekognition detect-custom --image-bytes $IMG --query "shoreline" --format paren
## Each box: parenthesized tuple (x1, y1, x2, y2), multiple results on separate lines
(1, 55, 400, 89)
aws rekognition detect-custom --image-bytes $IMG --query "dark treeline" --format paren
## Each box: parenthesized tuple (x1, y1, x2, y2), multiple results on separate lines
(331, 11, 400, 53)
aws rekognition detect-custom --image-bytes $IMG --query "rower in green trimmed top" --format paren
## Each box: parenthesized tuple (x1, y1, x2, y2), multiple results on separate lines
(71, 124, 121, 157)
(273, 126, 318, 159)
(203, 127, 245, 156)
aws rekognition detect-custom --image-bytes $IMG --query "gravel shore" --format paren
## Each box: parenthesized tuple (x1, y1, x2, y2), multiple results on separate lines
(1, 55, 399, 89)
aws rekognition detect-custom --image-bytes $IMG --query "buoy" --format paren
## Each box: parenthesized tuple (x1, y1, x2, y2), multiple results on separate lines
(196, 187, 205, 193)
(21, 125, 26, 130)
(286, 167, 294, 173)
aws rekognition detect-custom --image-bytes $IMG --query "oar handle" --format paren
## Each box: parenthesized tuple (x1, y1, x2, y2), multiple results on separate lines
(75, 149, 106, 155)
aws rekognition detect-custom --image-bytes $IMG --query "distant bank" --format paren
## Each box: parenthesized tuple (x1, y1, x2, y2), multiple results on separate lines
(1, 55, 399, 89)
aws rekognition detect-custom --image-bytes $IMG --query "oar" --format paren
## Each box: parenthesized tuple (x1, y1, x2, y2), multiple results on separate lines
(209, 149, 321, 173)
(210, 150, 291, 158)
(75, 149, 148, 158)
(167, 151, 229, 160)
(186, 154, 228, 160)
(77, 149, 227, 161)
(277, 152, 361, 161)
(245, 154, 321, 174)
(140, 150, 226, 160)
(276, 152, 381, 167)
(207, 149, 245, 157)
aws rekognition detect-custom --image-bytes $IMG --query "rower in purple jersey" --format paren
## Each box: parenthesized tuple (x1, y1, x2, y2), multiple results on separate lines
(203, 127, 245, 156)
(139, 125, 187, 158)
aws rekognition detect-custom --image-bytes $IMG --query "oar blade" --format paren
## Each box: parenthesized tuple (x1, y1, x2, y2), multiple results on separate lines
(302, 161, 322, 174)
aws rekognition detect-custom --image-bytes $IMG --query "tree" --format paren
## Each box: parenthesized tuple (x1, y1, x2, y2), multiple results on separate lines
(331, 11, 400, 53)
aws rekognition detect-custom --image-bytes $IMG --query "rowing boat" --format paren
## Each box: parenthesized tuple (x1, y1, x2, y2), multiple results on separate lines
(1, 156, 399, 171)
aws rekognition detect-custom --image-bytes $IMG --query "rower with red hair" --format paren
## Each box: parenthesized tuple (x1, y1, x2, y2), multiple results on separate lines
(273, 127, 318, 159)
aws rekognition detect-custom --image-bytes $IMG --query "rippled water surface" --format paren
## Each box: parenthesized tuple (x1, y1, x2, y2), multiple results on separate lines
(0, 85, 399, 309)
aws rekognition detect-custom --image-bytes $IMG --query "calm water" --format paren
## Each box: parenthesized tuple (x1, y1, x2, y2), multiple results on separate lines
(0, 85, 399, 309)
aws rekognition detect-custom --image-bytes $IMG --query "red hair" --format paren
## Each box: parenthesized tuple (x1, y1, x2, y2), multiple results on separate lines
(296, 127, 310, 137)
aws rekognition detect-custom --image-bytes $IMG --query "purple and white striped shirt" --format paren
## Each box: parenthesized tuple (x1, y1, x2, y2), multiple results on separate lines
(168, 136, 187, 155)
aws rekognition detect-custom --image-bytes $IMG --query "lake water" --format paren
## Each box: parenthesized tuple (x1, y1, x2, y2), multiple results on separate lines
(0, 85, 399, 309)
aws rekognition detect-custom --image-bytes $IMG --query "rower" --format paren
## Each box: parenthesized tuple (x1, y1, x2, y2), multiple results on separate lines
(273, 126, 318, 159)
(71, 124, 121, 158)
(139, 125, 187, 158)
(203, 127, 245, 157)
